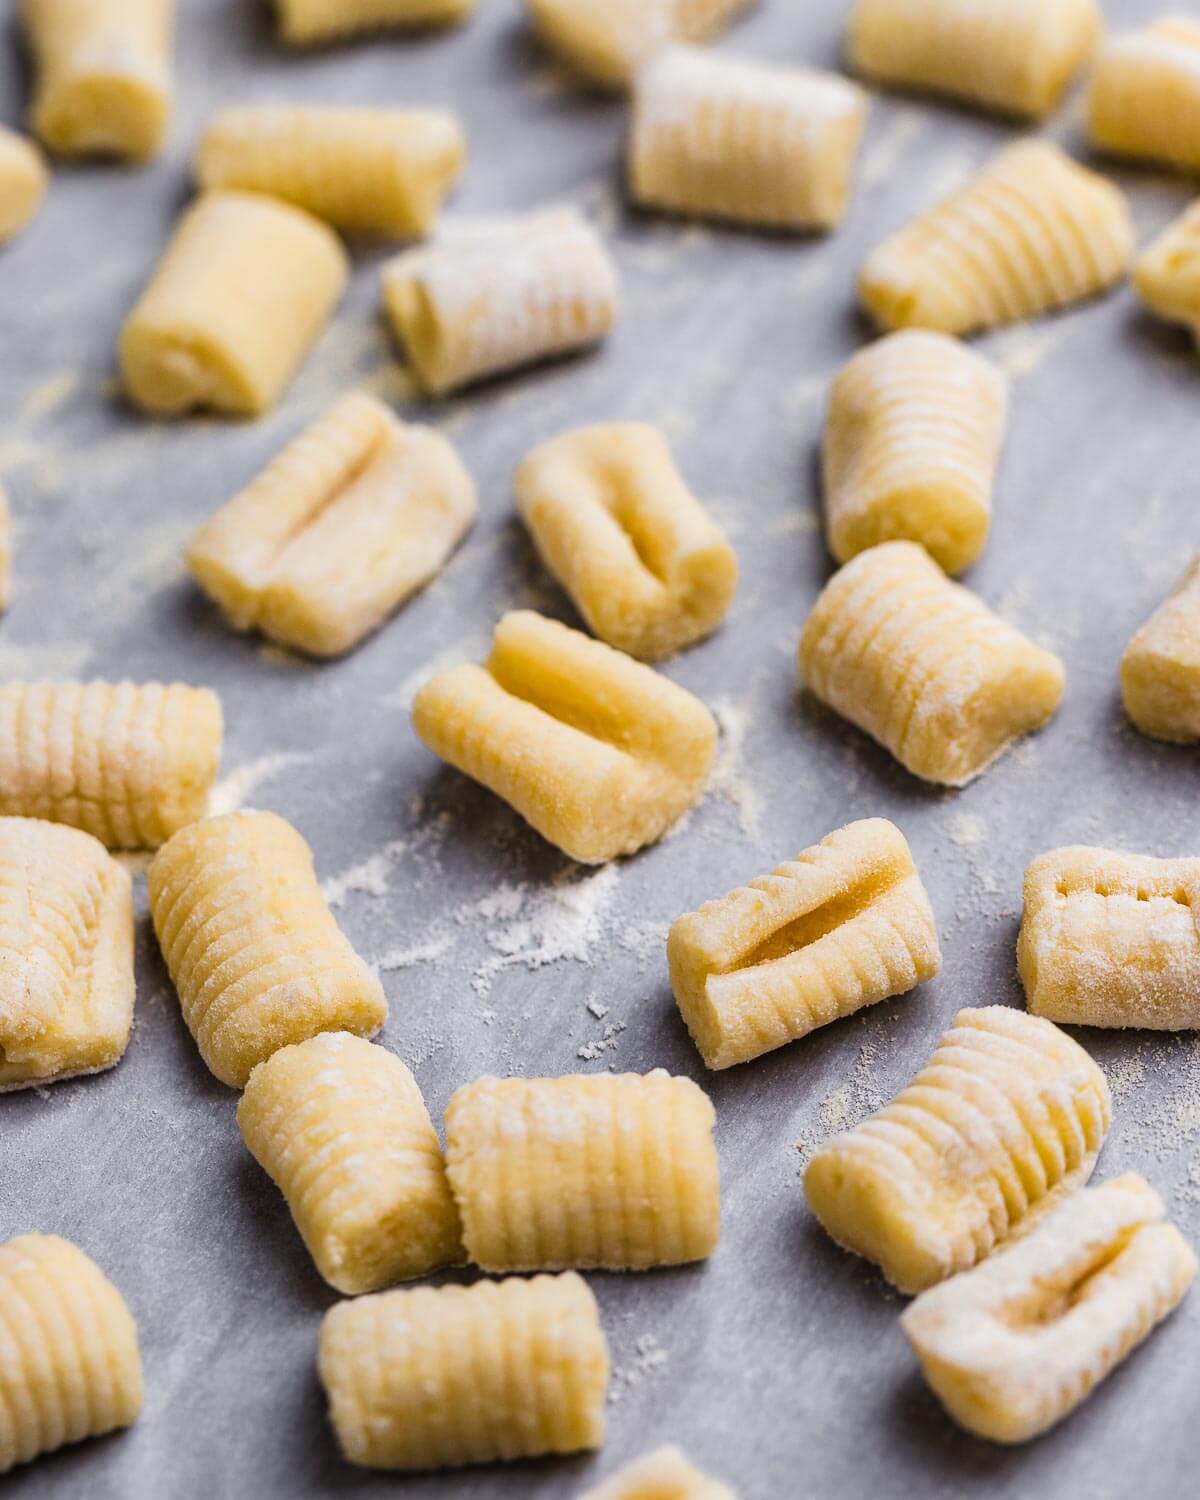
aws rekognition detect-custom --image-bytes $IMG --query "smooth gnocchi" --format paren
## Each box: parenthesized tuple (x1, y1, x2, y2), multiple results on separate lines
(580, 1447, 736, 1500)
(629, 47, 868, 232)
(120, 190, 348, 418)
(859, 141, 1134, 335)
(412, 610, 716, 863)
(804, 1006, 1113, 1294)
(276, 0, 474, 45)
(195, 105, 465, 239)
(823, 331, 1008, 575)
(1019, 846, 1200, 1031)
(901, 1175, 1196, 1444)
(21, 0, 173, 161)
(383, 209, 619, 396)
(1135, 203, 1200, 351)
(238, 1033, 462, 1294)
(0, 818, 134, 1092)
(797, 541, 1065, 786)
(669, 819, 941, 1070)
(0, 680, 222, 848)
(1120, 556, 1200, 743)
(515, 422, 737, 661)
(0, 1234, 143, 1475)
(848, 0, 1100, 120)
(444, 1070, 720, 1272)
(0, 127, 47, 243)
(318, 1271, 609, 1470)
(148, 811, 387, 1088)
(523, 0, 754, 89)
(1088, 18, 1200, 173)
(187, 391, 476, 658)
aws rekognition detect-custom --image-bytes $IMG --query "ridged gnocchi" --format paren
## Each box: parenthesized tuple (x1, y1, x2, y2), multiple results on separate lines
(668, 819, 941, 1070)
(276, 0, 474, 45)
(901, 1175, 1196, 1444)
(120, 191, 348, 418)
(0, 818, 134, 1091)
(859, 141, 1134, 335)
(238, 1033, 462, 1293)
(848, 0, 1100, 120)
(1135, 202, 1200, 351)
(580, 1447, 736, 1499)
(804, 1006, 1113, 1293)
(1019, 846, 1200, 1031)
(21, 0, 173, 161)
(515, 422, 737, 661)
(523, 0, 754, 89)
(0, 680, 222, 848)
(195, 105, 465, 239)
(444, 1070, 720, 1271)
(1088, 18, 1200, 173)
(797, 541, 1065, 786)
(0, 127, 47, 243)
(412, 610, 717, 862)
(629, 47, 868, 231)
(318, 1271, 609, 1470)
(1120, 556, 1200, 743)
(0, 1234, 143, 1475)
(382, 209, 619, 396)
(823, 331, 1008, 574)
(148, 811, 387, 1088)
(187, 391, 476, 657)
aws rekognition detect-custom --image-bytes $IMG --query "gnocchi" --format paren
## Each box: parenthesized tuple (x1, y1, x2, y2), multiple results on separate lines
(119, 190, 348, 418)
(859, 141, 1134, 335)
(515, 422, 737, 661)
(823, 330, 1008, 575)
(444, 1070, 720, 1271)
(1135, 203, 1200, 351)
(797, 541, 1065, 786)
(804, 1006, 1112, 1293)
(187, 391, 477, 657)
(412, 610, 717, 863)
(629, 47, 867, 231)
(148, 811, 387, 1088)
(1088, 18, 1200, 173)
(1120, 556, 1200, 743)
(318, 1271, 608, 1470)
(276, 0, 474, 45)
(580, 1447, 736, 1499)
(668, 819, 941, 1070)
(901, 1175, 1196, 1443)
(0, 127, 47, 243)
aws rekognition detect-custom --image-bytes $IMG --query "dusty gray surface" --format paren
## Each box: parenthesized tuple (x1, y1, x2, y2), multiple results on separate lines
(3, 0, 1200, 1496)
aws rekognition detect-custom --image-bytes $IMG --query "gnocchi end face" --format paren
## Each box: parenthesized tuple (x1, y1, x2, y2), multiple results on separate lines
(1120, 555, 1200, 743)
(0, 127, 47, 243)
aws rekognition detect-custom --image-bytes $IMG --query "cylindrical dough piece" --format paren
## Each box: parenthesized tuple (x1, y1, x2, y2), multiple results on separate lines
(1088, 18, 1200, 173)
(119, 190, 348, 418)
(22, 0, 173, 161)
(238, 1033, 463, 1293)
(1120, 555, 1200, 743)
(0, 1234, 143, 1475)
(523, 0, 755, 89)
(276, 0, 474, 46)
(0, 128, 48, 243)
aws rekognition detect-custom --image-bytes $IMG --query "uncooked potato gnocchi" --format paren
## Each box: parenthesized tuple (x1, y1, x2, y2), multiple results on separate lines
(1120, 556, 1200, 743)
(580, 1447, 736, 1499)
(1088, 18, 1200, 173)
(275, 0, 474, 45)
(1135, 203, 1200, 352)
(523, 0, 754, 89)
(0, 127, 47, 243)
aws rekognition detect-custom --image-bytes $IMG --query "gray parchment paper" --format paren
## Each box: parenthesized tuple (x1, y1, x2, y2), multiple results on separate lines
(3, 1, 1200, 1496)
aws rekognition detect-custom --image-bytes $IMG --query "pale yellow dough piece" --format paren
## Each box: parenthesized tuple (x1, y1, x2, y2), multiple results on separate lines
(629, 47, 867, 232)
(1018, 846, 1200, 1030)
(187, 391, 477, 657)
(523, 0, 755, 89)
(848, 0, 1099, 120)
(823, 331, 1008, 575)
(21, 0, 172, 160)
(148, 811, 386, 1088)
(0, 489, 11, 611)
(444, 1070, 720, 1272)
(0, 128, 47, 243)
(797, 541, 1065, 786)
(0, 818, 133, 1091)
(901, 1174, 1196, 1444)
(276, 0, 473, 45)
(238, 1033, 462, 1293)
(318, 1271, 608, 1471)
(195, 106, 465, 239)
(0, 680, 222, 848)
(120, 190, 348, 418)
(579, 1446, 736, 1499)
(0, 1234, 143, 1475)
(412, 610, 717, 862)
(859, 141, 1134, 335)
(1135, 204, 1200, 351)
(668, 819, 941, 1070)
(804, 1005, 1112, 1294)
(1088, 17, 1200, 173)
(382, 208, 619, 396)
(515, 422, 737, 661)
(1120, 556, 1200, 741)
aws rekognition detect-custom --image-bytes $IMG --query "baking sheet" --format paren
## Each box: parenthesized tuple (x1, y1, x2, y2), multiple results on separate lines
(4, 1, 1200, 1495)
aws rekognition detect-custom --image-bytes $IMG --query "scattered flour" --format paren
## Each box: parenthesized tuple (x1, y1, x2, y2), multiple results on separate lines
(586, 997, 610, 1019)
(988, 323, 1065, 379)
(946, 813, 987, 849)
(322, 845, 406, 907)
(618, 917, 672, 969)
(376, 935, 455, 971)
(708, 699, 762, 841)
(207, 753, 310, 818)
(795, 1038, 888, 1168)
(577, 1021, 626, 1062)
(609, 1334, 669, 1404)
